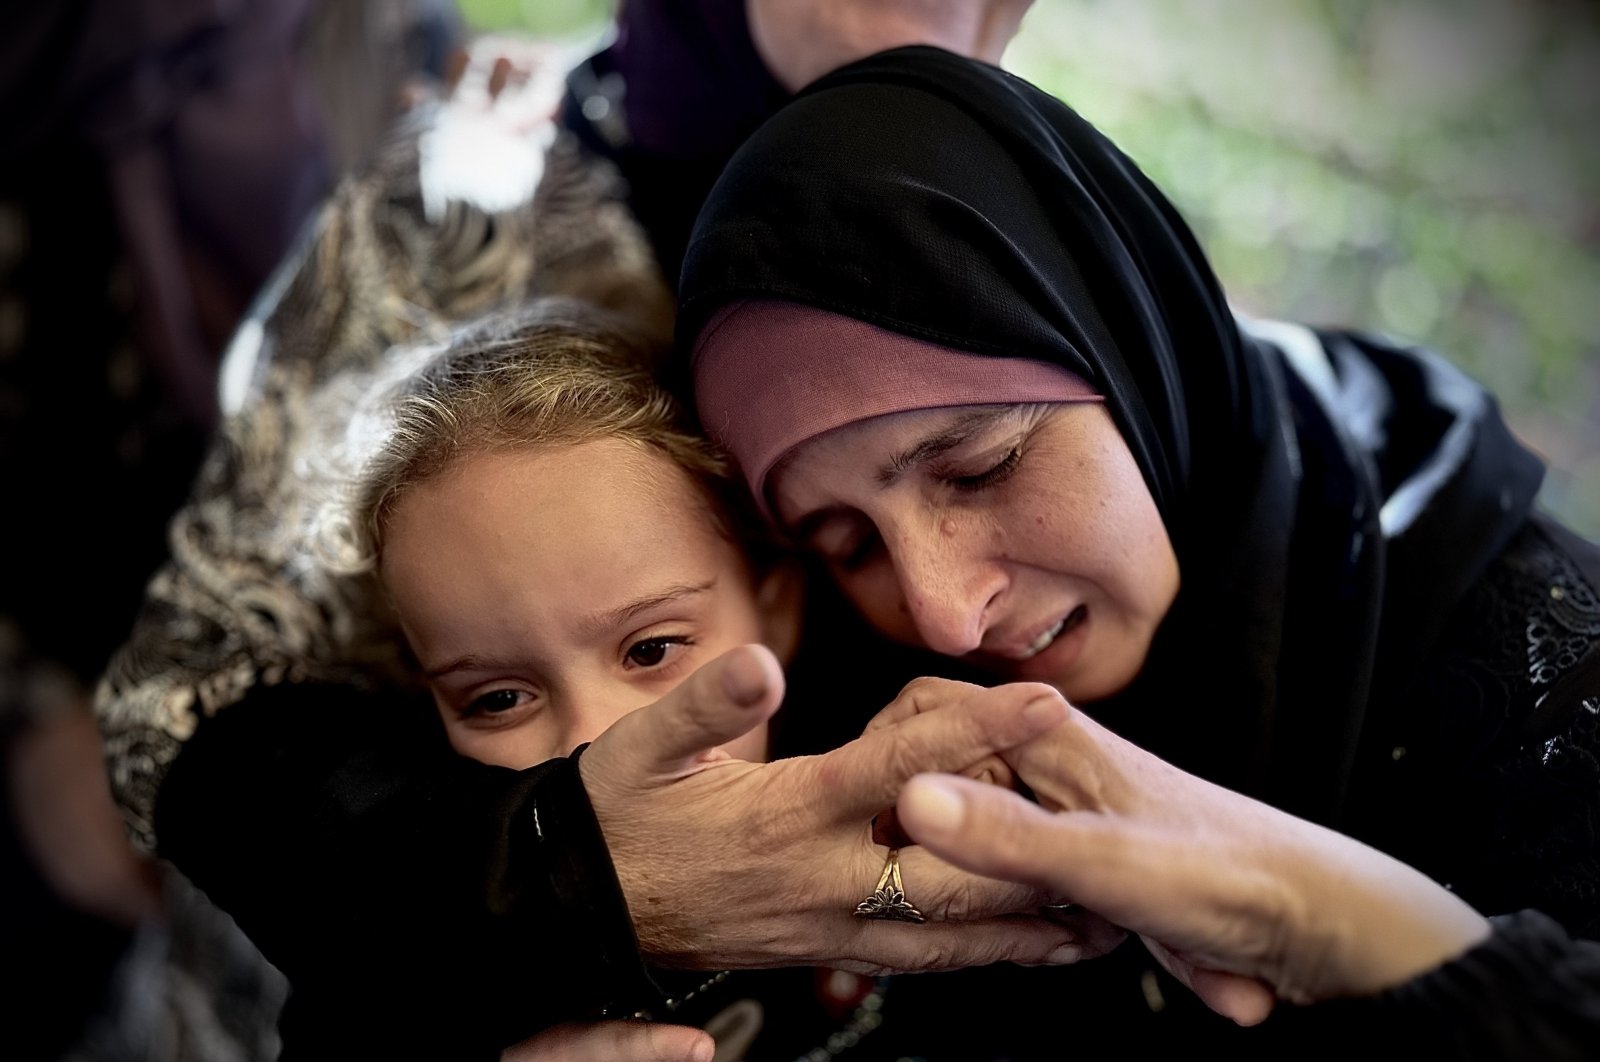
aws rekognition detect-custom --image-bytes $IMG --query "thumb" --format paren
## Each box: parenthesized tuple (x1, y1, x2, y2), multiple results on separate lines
(502, 1021, 713, 1062)
(593, 644, 785, 779)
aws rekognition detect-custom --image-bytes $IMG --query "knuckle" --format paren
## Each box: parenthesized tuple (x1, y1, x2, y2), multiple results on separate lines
(895, 675, 946, 698)
(893, 675, 974, 707)
(930, 878, 979, 923)
(880, 734, 927, 786)
(1016, 681, 1066, 703)
(917, 939, 958, 970)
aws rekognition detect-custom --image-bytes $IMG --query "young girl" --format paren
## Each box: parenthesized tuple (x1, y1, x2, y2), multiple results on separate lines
(353, 298, 802, 770)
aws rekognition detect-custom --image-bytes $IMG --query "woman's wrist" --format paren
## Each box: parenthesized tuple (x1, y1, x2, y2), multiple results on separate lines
(1279, 825, 1492, 1000)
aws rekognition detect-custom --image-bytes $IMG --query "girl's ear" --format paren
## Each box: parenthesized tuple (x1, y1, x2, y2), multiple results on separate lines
(756, 560, 807, 665)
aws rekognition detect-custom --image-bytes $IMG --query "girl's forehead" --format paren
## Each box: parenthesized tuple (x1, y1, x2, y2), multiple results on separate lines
(383, 441, 753, 647)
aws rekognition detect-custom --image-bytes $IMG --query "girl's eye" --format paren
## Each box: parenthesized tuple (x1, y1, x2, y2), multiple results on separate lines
(948, 446, 1022, 492)
(464, 688, 533, 718)
(624, 636, 694, 670)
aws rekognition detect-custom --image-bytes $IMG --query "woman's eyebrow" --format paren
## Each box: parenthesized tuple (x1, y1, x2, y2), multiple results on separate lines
(575, 580, 716, 639)
(876, 408, 1013, 486)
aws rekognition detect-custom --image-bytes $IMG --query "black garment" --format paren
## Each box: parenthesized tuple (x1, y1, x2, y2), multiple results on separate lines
(155, 683, 655, 1059)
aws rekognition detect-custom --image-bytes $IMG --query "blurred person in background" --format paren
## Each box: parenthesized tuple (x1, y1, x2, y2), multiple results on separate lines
(1, 1, 457, 1057)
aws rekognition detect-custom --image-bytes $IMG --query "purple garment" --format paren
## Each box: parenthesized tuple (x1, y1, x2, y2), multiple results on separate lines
(609, 0, 787, 158)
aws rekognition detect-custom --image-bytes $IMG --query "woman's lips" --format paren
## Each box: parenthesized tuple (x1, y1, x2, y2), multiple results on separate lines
(1007, 604, 1091, 681)
(1019, 616, 1068, 659)
(985, 605, 1089, 664)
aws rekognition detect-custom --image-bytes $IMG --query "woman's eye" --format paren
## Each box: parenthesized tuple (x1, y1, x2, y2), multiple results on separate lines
(465, 688, 532, 718)
(949, 447, 1022, 492)
(837, 530, 882, 572)
(813, 515, 882, 573)
(624, 636, 693, 670)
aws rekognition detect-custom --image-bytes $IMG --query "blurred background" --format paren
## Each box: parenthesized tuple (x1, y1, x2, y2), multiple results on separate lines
(475, 0, 1600, 537)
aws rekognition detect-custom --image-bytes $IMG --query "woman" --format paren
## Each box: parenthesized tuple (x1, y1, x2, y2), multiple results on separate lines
(664, 42, 1599, 1054)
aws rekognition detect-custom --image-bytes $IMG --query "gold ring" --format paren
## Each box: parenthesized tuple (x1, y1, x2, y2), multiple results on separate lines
(853, 848, 926, 923)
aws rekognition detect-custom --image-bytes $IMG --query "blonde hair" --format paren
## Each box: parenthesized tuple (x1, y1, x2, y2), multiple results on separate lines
(357, 298, 747, 565)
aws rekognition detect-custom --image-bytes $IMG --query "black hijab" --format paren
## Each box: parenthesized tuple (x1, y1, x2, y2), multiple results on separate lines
(678, 47, 1543, 822)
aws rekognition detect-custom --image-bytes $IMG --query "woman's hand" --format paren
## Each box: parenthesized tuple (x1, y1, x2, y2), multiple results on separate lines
(895, 698, 1492, 1021)
(579, 645, 1113, 973)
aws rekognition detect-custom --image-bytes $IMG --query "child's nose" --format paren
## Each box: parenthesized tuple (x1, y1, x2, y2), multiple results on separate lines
(559, 689, 644, 755)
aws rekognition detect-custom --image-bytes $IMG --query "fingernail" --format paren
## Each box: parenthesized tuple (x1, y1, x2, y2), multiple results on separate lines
(1048, 942, 1083, 964)
(689, 1034, 715, 1062)
(903, 776, 965, 836)
(720, 647, 771, 707)
(1022, 693, 1067, 731)
(1019, 940, 1085, 967)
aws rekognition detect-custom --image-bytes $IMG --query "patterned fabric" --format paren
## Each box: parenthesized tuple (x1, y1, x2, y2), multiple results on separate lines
(94, 65, 672, 851)
(1429, 519, 1600, 935)
(1356, 516, 1600, 943)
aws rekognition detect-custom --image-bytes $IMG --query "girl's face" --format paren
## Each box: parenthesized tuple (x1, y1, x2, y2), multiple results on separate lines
(769, 403, 1178, 704)
(381, 439, 787, 768)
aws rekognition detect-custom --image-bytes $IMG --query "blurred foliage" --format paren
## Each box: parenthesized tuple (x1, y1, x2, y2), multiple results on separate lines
(1009, 0, 1600, 536)
(457, 0, 609, 35)
(459, 0, 1599, 536)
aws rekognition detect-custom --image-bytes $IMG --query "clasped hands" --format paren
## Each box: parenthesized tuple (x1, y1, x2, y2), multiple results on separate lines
(581, 644, 1489, 1003)
(522, 645, 1490, 1061)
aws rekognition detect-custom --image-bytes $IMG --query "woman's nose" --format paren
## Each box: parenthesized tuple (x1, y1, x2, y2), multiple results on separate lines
(892, 522, 1004, 657)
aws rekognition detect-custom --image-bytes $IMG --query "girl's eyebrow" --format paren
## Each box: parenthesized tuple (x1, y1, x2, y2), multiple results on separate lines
(425, 581, 719, 680)
(425, 652, 518, 681)
(875, 408, 1014, 487)
(575, 579, 716, 639)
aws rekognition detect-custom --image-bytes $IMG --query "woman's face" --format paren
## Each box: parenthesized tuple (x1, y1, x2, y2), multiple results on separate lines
(769, 403, 1178, 703)
(381, 439, 778, 768)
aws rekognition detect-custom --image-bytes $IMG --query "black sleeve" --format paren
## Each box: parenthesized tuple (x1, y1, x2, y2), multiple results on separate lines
(1283, 911, 1600, 1060)
(154, 682, 660, 1059)
(1283, 516, 1600, 1057)
(1377, 910, 1600, 1059)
